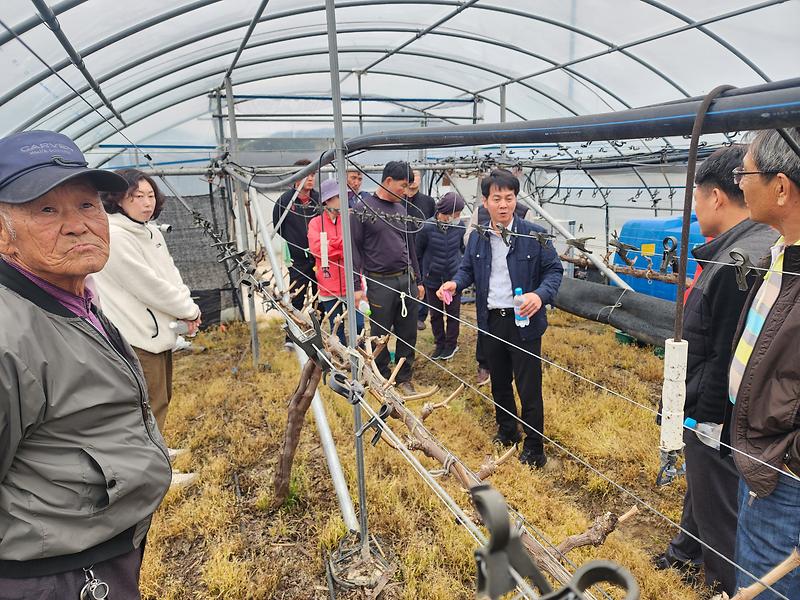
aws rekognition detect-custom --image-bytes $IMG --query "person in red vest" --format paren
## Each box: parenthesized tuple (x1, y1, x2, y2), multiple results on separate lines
(307, 178, 363, 345)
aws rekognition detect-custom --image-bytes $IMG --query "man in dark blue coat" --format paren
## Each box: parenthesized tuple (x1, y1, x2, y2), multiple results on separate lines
(438, 169, 563, 467)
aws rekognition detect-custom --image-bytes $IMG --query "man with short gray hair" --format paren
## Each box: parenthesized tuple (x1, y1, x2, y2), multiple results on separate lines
(723, 127, 800, 596)
(0, 131, 171, 598)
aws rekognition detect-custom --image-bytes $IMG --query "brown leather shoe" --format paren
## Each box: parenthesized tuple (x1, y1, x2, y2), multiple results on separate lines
(398, 381, 417, 395)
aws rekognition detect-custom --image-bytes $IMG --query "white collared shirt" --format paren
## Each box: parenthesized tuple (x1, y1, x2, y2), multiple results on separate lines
(486, 217, 515, 309)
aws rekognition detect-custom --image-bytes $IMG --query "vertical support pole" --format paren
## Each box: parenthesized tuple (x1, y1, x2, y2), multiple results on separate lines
(213, 91, 226, 154)
(357, 71, 364, 136)
(419, 116, 427, 166)
(224, 76, 261, 368)
(499, 84, 507, 157)
(567, 0, 577, 101)
(216, 91, 237, 249)
(249, 187, 359, 533)
(566, 219, 576, 279)
(472, 96, 479, 159)
(325, 0, 370, 550)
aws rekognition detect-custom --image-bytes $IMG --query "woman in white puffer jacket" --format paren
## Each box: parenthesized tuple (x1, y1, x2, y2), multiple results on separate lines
(94, 169, 201, 433)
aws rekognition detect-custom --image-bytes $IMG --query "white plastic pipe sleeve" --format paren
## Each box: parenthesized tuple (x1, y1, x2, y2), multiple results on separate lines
(660, 338, 689, 453)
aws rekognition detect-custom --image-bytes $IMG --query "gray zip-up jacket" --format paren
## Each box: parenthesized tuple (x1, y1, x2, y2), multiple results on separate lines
(0, 260, 171, 577)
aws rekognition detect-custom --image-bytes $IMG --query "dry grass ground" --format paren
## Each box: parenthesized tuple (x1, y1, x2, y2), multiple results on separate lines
(140, 307, 703, 599)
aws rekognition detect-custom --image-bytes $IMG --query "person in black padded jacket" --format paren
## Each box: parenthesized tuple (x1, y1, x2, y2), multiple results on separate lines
(416, 192, 466, 360)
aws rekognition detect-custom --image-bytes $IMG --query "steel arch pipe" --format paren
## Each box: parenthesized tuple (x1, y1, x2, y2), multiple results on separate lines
(61, 46, 582, 141)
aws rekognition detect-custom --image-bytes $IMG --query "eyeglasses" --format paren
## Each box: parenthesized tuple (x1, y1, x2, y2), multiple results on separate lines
(732, 166, 779, 185)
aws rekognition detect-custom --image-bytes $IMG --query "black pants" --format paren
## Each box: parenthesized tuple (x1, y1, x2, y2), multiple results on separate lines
(369, 272, 418, 384)
(0, 547, 144, 600)
(485, 310, 544, 453)
(476, 332, 488, 369)
(668, 428, 739, 595)
(417, 298, 429, 322)
(288, 260, 317, 313)
(425, 286, 460, 349)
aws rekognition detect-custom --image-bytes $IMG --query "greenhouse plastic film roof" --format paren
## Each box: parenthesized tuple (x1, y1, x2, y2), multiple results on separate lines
(0, 0, 797, 166)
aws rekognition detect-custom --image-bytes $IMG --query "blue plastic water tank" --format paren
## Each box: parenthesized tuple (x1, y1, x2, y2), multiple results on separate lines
(612, 214, 706, 301)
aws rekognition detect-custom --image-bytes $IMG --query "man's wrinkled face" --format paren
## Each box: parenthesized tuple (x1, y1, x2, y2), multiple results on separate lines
(0, 179, 110, 281)
(739, 151, 777, 225)
(383, 177, 409, 201)
(483, 184, 517, 227)
(347, 171, 363, 192)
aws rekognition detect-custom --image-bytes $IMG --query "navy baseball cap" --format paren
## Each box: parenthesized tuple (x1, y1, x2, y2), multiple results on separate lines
(436, 191, 465, 215)
(0, 130, 128, 204)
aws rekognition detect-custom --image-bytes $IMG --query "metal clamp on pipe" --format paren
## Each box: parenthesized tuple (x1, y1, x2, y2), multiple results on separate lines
(472, 223, 492, 240)
(660, 236, 679, 274)
(497, 224, 513, 247)
(565, 236, 594, 254)
(356, 403, 392, 446)
(730, 248, 757, 291)
(282, 313, 331, 371)
(472, 484, 641, 599)
(610, 234, 639, 267)
(327, 370, 366, 405)
(471, 484, 552, 598)
(532, 231, 556, 247)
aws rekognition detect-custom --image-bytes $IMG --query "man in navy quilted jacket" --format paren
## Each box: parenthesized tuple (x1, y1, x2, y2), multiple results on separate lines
(415, 192, 466, 360)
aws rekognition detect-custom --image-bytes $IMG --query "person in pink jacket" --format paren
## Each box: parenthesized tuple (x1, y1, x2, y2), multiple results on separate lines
(307, 179, 364, 345)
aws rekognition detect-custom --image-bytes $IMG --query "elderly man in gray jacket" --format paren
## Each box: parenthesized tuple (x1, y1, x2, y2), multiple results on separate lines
(0, 131, 171, 599)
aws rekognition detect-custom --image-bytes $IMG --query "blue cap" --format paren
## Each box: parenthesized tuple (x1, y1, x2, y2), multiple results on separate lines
(514, 287, 523, 295)
(684, 417, 697, 429)
(0, 130, 127, 204)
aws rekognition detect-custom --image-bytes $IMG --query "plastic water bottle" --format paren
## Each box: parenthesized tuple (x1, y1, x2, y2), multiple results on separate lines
(684, 417, 722, 450)
(169, 321, 190, 335)
(513, 287, 529, 327)
(358, 299, 371, 317)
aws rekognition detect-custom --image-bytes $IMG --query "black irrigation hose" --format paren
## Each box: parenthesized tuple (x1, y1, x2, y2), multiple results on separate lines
(239, 80, 800, 194)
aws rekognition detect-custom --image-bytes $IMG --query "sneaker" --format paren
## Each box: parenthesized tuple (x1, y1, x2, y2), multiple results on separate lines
(417, 320, 426, 331)
(398, 381, 417, 395)
(439, 345, 459, 361)
(283, 340, 295, 351)
(430, 346, 445, 360)
(476, 367, 491, 386)
(173, 336, 193, 352)
(519, 447, 547, 469)
(652, 552, 702, 584)
(170, 470, 198, 489)
(492, 429, 521, 447)
(167, 447, 189, 463)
